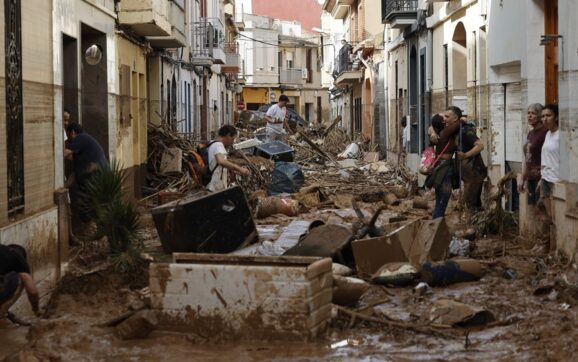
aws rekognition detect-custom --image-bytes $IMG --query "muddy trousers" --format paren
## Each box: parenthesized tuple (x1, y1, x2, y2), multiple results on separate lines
(463, 178, 484, 211)
(432, 168, 453, 219)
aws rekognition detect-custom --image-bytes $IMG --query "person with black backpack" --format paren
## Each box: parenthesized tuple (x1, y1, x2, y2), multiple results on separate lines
(205, 125, 250, 192)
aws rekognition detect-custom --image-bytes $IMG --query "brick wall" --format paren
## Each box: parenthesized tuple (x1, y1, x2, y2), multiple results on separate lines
(150, 256, 332, 341)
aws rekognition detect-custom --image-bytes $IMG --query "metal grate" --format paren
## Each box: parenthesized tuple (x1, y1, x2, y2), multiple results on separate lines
(191, 17, 225, 59)
(383, 0, 418, 20)
(5, 0, 24, 216)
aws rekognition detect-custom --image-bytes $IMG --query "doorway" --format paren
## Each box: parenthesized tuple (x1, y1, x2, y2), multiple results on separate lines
(409, 46, 418, 153)
(305, 103, 313, 124)
(81, 24, 109, 155)
(317, 96, 322, 124)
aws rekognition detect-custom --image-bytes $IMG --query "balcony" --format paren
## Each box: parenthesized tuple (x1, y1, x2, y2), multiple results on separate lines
(280, 68, 305, 86)
(117, 0, 171, 36)
(332, 50, 362, 86)
(222, 43, 240, 73)
(323, 0, 355, 20)
(147, 0, 186, 48)
(381, 0, 418, 29)
(191, 17, 226, 66)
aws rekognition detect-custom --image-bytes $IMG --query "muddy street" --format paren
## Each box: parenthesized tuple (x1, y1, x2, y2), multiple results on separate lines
(3, 188, 578, 361)
(3, 119, 578, 361)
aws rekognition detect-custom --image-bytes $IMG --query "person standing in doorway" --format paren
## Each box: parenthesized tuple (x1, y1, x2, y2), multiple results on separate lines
(539, 103, 560, 251)
(64, 123, 109, 231)
(64, 123, 109, 190)
(264, 95, 289, 142)
(518, 103, 547, 208)
(206, 125, 251, 193)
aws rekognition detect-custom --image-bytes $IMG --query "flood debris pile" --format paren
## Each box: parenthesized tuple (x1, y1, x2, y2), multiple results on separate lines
(146, 122, 198, 196)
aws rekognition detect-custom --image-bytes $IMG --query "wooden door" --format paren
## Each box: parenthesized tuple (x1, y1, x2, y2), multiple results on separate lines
(544, 0, 558, 104)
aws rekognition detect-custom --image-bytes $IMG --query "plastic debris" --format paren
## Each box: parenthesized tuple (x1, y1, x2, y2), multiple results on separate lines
(267, 161, 305, 195)
(449, 237, 470, 257)
(337, 143, 359, 159)
(414, 282, 431, 297)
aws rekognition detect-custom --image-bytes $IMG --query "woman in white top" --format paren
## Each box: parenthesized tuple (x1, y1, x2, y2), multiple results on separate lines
(539, 103, 560, 227)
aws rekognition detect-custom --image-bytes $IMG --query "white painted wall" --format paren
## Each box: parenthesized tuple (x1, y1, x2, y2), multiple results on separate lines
(52, 0, 118, 187)
(558, 0, 578, 183)
(239, 26, 278, 84)
(487, 0, 524, 68)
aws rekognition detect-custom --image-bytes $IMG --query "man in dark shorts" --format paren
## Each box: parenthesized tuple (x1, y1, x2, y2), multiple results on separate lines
(0, 244, 40, 325)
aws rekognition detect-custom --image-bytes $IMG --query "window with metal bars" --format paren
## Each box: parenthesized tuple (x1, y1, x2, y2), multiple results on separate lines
(5, 0, 25, 216)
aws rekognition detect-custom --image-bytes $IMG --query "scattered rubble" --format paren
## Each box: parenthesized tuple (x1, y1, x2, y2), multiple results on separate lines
(115, 310, 158, 340)
(10, 122, 578, 360)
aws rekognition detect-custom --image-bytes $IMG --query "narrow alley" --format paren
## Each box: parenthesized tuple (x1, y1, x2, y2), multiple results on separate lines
(1, 1, 578, 361)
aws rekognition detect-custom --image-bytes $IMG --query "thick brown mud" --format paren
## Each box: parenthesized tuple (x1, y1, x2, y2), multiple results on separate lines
(3, 202, 578, 361)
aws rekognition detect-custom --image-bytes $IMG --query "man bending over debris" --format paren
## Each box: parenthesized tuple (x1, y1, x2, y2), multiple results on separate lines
(207, 125, 251, 192)
(0, 244, 40, 326)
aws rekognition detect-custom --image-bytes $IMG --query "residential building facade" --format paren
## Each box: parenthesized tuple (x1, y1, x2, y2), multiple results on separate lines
(323, 0, 384, 141)
(238, 14, 329, 124)
(0, 0, 240, 310)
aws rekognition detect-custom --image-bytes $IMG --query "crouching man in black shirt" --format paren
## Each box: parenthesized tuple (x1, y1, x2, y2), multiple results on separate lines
(0, 244, 40, 325)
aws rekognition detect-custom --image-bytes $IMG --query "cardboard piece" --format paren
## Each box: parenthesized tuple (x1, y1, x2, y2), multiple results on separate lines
(159, 147, 182, 174)
(430, 299, 495, 327)
(352, 218, 451, 277)
(363, 152, 380, 163)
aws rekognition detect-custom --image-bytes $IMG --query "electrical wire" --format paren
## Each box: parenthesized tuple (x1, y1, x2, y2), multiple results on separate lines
(235, 32, 319, 49)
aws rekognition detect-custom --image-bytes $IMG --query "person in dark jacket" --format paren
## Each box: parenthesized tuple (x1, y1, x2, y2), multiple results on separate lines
(457, 121, 487, 212)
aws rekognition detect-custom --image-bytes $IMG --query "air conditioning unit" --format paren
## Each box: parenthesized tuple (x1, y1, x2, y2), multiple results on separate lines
(301, 68, 308, 79)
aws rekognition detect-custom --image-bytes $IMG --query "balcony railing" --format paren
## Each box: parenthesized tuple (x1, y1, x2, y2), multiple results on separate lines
(192, 17, 225, 60)
(333, 49, 357, 78)
(280, 68, 305, 85)
(222, 43, 240, 73)
(382, 0, 418, 23)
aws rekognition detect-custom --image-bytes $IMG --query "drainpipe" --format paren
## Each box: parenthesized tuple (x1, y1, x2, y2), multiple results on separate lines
(161, 55, 164, 121)
(427, 28, 433, 116)
(384, 27, 390, 154)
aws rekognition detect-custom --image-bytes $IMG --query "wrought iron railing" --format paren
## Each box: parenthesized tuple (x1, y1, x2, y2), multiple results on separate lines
(333, 47, 360, 78)
(382, 0, 418, 20)
(191, 17, 225, 58)
(5, 0, 25, 216)
(224, 43, 240, 71)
